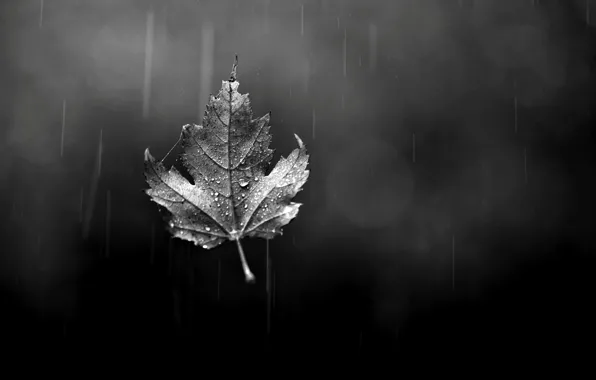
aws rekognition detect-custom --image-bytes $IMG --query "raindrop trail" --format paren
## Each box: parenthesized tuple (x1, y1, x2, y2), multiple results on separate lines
(60, 100, 66, 157)
(341, 93, 344, 109)
(452, 235, 455, 291)
(300, 4, 304, 36)
(343, 27, 347, 77)
(412, 133, 416, 163)
(105, 190, 111, 258)
(39, 0, 43, 29)
(312, 108, 316, 140)
(150, 223, 155, 265)
(235, 239, 255, 283)
(266, 239, 271, 334)
(337, 16, 340, 29)
(142, 7, 154, 119)
(587, 0, 591, 25)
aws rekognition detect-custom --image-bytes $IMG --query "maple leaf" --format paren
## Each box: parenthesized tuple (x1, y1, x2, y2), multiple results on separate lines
(144, 56, 309, 283)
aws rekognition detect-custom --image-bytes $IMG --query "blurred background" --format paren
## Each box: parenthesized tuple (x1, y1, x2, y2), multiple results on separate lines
(0, 0, 595, 358)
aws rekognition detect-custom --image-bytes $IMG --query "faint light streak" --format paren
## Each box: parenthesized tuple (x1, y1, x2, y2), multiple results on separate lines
(304, 59, 310, 94)
(524, 147, 528, 184)
(60, 100, 66, 157)
(82, 129, 103, 239)
(217, 258, 221, 301)
(142, 8, 155, 119)
(272, 269, 276, 310)
(412, 133, 416, 163)
(301, 4, 304, 36)
(312, 108, 316, 140)
(79, 187, 84, 223)
(105, 190, 111, 258)
(198, 22, 214, 123)
(343, 27, 347, 77)
(452, 235, 455, 291)
(263, 0, 270, 34)
(514, 80, 518, 134)
(168, 238, 173, 276)
(98, 128, 103, 176)
(266, 239, 271, 334)
(359, 331, 363, 353)
(150, 223, 155, 264)
(369, 24, 377, 71)
(39, 0, 44, 29)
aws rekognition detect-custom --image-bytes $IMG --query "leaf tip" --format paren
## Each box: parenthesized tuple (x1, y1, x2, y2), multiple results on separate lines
(144, 147, 153, 162)
(294, 133, 305, 149)
(229, 54, 238, 82)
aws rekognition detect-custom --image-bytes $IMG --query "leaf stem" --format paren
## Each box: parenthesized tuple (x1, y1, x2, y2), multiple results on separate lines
(160, 129, 184, 163)
(235, 238, 255, 283)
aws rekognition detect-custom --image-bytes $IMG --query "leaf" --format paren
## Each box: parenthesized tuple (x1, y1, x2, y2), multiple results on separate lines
(144, 56, 310, 283)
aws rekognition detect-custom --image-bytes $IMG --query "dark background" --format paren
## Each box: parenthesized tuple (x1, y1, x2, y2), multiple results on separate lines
(0, 0, 595, 359)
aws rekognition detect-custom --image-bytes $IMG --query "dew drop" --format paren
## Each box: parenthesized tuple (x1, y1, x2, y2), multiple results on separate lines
(239, 179, 249, 187)
(255, 177, 259, 181)
(244, 204, 248, 209)
(202, 245, 208, 249)
(205, 227, 211, 231)
(242, 193, 246, 198)
(216, 180, 220, 184)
